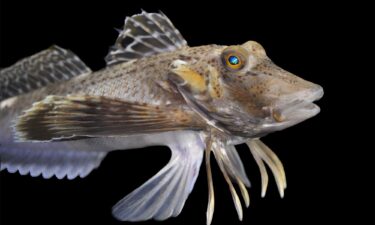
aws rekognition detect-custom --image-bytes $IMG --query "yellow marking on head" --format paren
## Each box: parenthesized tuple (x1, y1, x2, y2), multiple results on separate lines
(172, 65, 206, 93)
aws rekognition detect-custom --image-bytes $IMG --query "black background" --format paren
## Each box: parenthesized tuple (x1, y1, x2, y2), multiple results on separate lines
(0, 1, 374, 225)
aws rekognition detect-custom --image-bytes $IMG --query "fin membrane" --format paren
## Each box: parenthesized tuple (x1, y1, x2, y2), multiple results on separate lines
(210, 138, 250, 221)
(112, 133, 204, 221)
(0, 142, 106, 179)
(105, 11, 187, 65)
(0, 45, 91, 101)
(15, 95, 202, 141)
(223, 145, 251, 187)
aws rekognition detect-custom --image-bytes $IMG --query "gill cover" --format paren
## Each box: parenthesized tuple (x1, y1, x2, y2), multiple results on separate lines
(167, 44, 258, 135)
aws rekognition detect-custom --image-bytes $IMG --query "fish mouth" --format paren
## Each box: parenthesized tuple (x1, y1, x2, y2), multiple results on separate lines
(271, 85, 324, 124)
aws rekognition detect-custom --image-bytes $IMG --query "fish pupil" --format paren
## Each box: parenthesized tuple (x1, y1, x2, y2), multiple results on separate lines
(228, 55, 240, 65)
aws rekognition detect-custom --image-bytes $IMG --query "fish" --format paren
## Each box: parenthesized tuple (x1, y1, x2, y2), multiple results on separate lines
(0, 11, 324, 225)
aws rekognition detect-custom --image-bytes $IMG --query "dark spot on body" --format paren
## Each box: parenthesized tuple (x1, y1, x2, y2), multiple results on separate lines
(159, 59, 170, 64)
(178, 55, 192, 61)
(111, 73, 123, 79)
(127, 68, 137, 74)
(246, 71, 258, 76)
(145, 63, 155, 68)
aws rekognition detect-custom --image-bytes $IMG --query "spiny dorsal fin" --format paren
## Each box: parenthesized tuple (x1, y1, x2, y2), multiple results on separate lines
(0, 45, 91, 101)
(105, 11, 188, 65)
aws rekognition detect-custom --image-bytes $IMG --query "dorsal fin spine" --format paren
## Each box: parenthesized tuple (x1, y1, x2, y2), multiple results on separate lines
(125, 32, 160, 52)
(105, 11, 188, 65)
(126, 16, 171, 51)
(140, 13, 177, 47)
(147, 12, 187, 48)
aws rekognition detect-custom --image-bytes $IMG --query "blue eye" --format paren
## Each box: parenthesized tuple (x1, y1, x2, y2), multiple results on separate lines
(222, 48, 246, 70)
(228, 55, 240, 65)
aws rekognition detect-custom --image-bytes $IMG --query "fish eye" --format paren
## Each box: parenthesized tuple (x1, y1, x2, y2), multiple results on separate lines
(224, 53, 244, 70)
(222, 47, 247, 71)
(228, 55, 240, 66)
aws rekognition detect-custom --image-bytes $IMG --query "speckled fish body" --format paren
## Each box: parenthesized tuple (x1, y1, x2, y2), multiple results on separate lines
(0, 11, 323, 225)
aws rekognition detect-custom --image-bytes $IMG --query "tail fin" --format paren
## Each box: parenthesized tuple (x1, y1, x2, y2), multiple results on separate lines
(0, 45, 91, 101)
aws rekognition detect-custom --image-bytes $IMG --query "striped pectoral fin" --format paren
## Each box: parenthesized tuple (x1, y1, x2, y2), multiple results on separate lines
(14, 95, 203, 142)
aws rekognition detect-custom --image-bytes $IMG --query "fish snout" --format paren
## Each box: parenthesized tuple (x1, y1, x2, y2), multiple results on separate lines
(272, 83, 324, 123)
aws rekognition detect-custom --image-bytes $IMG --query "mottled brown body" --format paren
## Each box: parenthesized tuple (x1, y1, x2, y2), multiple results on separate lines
(0, 11, 324, 225)
(5, 45, 223, 119)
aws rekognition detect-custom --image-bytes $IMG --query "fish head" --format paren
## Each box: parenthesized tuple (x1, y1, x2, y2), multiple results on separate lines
(169, 41, 324, 137)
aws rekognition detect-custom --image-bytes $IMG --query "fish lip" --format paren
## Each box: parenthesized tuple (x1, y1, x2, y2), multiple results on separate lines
(303, 85, 324, 103)
(273, 85, 324, 122)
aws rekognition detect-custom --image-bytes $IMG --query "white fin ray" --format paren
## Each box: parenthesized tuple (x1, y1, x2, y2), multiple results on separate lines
(205, 136, 215, 225)
(105, 11, 187, 65)
(236, 176, 250, 207)
(256, 140, 287, 188)
(249, 147, 269, 197)
(247, 139, 287, 198)
(112, 132, 203, 222)
(211, 141, 244, 221)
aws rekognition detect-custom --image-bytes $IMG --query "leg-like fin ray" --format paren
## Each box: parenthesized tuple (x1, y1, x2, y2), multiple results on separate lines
(215, 155, 243, 221)
(249, 144, 269, 197)
(205, 136, 215, 225)
(247, 139, 287, 198)
(256, 140, 287, 188)
(236, 177, 250, 207)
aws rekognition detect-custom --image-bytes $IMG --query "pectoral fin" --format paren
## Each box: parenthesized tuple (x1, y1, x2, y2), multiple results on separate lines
(112, 132, 204, 221)
(15, 95, 203, 141)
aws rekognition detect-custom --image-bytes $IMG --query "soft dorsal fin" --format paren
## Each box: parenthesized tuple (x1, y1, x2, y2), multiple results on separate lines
(105, 11, 188, 65)
(0, 45, 91, 101)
